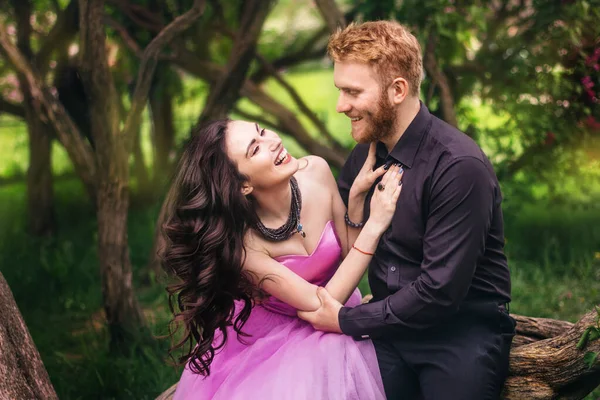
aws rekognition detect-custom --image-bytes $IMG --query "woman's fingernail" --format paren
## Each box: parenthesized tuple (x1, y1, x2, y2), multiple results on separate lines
(399, 167, 404, 174)
(398, 180, 403, 186)
(384, 160, 393, 170)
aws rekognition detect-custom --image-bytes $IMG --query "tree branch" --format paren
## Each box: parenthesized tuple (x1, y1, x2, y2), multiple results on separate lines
(106, 0, 163, 32)
(123, 0, 206, 151)
(103, 16, 143, 57)
(314, 0, 346, 33)
(233, 107, 288, 137)
(250, 3, 360, 84)
(35, 0, 79, 75)
(254, 53, 347, 154)
(197, 0, 274, 124)
(110, 1, 348, 168)
(249, 31, 328, 83)
(170, 45, 347, 168)
(104, 16, 177, 62)
(0, 97, 25, 118)
(0, 18, 97, 199)
(423, 31, 458, 128)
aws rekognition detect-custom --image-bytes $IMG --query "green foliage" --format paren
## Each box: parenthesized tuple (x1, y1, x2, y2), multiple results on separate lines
(584, 351, 599, 370)
(578, 307, 600, 370)
(355, 0, 600, 185)
(577, 306, 600, 346)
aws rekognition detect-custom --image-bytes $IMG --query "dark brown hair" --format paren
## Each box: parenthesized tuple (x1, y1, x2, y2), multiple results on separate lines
(160, 119, 258, 375)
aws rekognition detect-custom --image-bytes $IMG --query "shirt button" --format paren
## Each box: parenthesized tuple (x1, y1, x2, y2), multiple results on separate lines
(390, 266, 397, 272)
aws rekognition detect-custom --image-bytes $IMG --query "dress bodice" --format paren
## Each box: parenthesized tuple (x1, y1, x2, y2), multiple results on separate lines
(260, 220, 342, 316)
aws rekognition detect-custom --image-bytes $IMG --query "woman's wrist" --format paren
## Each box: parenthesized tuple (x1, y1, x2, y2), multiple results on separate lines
(349, 186, 368, 201)
(345, 211, 365, 228)
(346, 191, 367, 227)
(360, 220, 385, 240)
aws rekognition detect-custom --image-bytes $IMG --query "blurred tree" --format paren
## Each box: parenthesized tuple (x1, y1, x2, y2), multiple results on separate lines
(0, 0, 206, 350)
(0, 1, 98, 201)
(107, 0, 349, 167)
(10, 0, 56, 236)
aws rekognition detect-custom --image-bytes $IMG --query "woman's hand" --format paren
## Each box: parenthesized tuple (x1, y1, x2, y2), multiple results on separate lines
(367, 164, 403, 232)
(349, 142, 388, 198)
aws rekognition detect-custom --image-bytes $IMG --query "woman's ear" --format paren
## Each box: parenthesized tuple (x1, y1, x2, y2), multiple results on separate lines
(241, 183, 253, 196)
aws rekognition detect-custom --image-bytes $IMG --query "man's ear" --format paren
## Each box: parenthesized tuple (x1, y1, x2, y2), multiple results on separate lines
(390, 77, 409, 105)
(241, 183, 253, 196)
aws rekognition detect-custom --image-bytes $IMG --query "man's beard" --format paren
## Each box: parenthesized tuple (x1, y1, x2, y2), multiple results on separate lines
(354, 92, 396, 144)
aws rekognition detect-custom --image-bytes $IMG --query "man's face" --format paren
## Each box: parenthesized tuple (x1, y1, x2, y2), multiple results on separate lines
(333, 61, 396, 144)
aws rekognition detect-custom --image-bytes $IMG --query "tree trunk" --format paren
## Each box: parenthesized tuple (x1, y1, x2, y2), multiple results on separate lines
(79, 0, 206, 347)
(314, 0, 346, 33)
(0, 272, 58, 400)
(13, 0, 56, 236)
(25, 105, 55, 236)
(78, 0, 146, 349)
(155, 309, 600, 400)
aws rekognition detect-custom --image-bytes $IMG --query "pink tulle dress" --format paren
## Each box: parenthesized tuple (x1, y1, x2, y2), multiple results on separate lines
(173, 220, 385, 400)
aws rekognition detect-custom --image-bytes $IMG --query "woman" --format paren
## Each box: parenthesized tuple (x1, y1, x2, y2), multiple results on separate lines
(161, 119, 403, 399)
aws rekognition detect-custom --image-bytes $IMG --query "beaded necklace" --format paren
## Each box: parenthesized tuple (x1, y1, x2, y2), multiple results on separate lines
(254, 176, 306, 241)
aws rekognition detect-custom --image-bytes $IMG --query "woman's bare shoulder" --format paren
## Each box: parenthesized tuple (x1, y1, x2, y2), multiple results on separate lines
(296, 156, 332, 182)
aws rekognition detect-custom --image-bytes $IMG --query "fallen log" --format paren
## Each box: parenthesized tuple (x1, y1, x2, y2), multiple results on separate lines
(155, 308, 600, 400)
(504, 308, 600, 399)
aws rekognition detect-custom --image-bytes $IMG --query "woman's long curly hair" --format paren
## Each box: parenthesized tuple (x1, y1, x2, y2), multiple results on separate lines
(159, 119, 259, 376)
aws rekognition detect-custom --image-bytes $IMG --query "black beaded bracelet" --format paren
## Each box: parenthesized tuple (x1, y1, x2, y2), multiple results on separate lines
(344, 211, 365, 228)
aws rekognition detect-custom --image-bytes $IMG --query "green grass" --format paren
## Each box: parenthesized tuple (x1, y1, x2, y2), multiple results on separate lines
(0, 180, 180, 399)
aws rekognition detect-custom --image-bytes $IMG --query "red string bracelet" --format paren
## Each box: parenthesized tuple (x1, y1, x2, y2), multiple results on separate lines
(352, 244, 374, 256)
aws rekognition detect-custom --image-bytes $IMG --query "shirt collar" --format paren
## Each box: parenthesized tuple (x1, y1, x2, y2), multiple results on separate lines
(375, 102, 432, 169)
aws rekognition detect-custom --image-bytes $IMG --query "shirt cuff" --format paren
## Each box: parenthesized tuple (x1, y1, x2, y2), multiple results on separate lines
(338, 301, 386, 338)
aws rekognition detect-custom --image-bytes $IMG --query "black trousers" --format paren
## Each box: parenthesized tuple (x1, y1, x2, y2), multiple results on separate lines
(372, 303, 516, 400)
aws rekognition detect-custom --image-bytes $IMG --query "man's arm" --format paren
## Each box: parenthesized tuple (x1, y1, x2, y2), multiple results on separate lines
(339, 156, 496, 337)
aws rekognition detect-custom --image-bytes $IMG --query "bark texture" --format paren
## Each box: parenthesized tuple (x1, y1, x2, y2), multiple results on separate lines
(0, 272, 58, 400)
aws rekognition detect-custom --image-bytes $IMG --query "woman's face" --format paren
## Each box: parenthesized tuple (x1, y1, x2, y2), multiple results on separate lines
(225, 120, 299, 192)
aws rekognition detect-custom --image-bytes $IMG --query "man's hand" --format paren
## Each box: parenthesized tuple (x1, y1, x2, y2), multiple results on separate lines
(298, 287, 344, 333)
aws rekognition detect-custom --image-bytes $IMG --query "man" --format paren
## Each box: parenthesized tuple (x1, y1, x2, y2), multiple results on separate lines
(299, 21, 515, 399)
